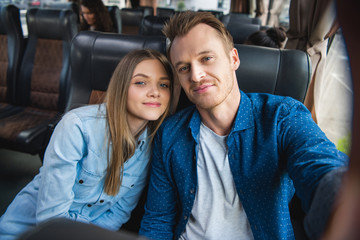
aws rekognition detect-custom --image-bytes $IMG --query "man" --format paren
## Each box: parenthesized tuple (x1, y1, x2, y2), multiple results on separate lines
(139, 11, 348, 239)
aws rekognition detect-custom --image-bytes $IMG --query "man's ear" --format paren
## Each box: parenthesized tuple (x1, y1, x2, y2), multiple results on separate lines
(230, 48, 240, 71)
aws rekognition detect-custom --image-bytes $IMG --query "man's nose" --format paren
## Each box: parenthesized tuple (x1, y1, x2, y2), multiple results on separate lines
(190, 64, 205, 82)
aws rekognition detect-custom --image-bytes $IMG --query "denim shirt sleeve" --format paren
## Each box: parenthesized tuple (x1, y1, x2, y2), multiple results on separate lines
(36, 111, 88, 223)
(278, 99, 348, 211)
(139, 130, 178, 240)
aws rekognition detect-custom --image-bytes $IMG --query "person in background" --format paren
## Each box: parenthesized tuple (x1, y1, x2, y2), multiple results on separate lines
(245, 26, 287, 48)
(80, 0, 113, 32)
(139, 11, 348, 239)
(0, 49, 174, 240)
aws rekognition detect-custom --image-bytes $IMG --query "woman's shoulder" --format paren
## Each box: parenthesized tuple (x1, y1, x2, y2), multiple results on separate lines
(61, 104, 107, 124)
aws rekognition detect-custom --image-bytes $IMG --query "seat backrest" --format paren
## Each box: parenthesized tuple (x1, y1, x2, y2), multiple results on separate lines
(120, 8, 144, 34)
(43, 2, 80, 23)
(107, 5, 122, 33)
(0, 4, 25, 105)
(176, 44, 311, 111)
(68, 31, 166, 110)
(17, 8, 78, 111)
(156, 7, 175, 17)
(221, 13, 262, 26)
(226, 22, 260, 44)
(136, 6, 154, 17)
(139, 15, 169, 36)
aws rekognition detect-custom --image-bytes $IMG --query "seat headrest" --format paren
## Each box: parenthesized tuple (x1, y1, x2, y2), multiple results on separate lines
(227, 23, 260, 44)
(0, 5, 22, 35)
(140, 15, 169, 36)
(176, 44, 311, 112)
(69, 31, 167, 107)
(221, 13, 262, 27)
(26, 8, 78, 41)
(120, 8, 144, 26)
(235, 44, 311, 102)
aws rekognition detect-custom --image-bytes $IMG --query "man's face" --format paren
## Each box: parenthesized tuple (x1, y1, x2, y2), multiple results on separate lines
(170, 23, 240, 110)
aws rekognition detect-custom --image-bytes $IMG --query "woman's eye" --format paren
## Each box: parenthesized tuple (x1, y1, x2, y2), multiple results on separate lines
(135, 81, 145, 85)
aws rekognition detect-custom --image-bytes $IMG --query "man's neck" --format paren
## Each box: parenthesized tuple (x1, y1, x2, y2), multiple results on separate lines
(197, 87, 241, 136)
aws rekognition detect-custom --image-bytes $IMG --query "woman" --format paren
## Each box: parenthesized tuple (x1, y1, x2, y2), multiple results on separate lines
(80, 0, 113, 32)
(245, 27, 287, 49)
(0, 49, 174, 239)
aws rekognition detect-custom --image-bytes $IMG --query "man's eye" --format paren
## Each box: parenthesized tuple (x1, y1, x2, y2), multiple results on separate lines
(178, 66, 189, 73)
(160, 83, 169, 88)
(203, 56, 212, 62)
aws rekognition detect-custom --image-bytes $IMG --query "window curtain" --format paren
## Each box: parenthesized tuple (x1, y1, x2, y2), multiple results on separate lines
(255, 0, 286, 26)
(285, 0, 338, 123)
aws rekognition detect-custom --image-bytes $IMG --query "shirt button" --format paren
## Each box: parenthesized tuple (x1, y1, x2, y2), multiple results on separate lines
(190, 188, 195, 194)
(87, 204, 92, 207)
(99, 200, 104, 203)
(79, 179, 84, 184)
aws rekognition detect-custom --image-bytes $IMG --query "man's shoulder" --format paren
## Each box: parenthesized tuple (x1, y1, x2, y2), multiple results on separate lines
(246, 92, 302, 112)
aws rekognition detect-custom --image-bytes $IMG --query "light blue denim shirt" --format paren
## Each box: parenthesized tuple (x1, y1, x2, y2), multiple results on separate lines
(0, 104, 151, 240)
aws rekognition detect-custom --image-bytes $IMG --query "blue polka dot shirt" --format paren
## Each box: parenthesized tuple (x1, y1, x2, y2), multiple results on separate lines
(139, 91, 348, 240)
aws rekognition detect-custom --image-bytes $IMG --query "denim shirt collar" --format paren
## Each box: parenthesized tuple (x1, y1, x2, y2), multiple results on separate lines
(188, 90, 254, 141)
(137, 127, 148, 151)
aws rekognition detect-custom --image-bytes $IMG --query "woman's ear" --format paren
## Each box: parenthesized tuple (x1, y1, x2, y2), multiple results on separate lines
(230, 48, 240, 71)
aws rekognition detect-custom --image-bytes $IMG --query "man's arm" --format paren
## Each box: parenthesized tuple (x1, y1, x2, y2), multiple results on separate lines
(304, 167, 347, 240)
(139, 132, 178, 240)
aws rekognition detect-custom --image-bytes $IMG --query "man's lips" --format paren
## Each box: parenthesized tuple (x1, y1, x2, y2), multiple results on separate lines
(143, 102, 161, 107)
(193, 84, 213, 93)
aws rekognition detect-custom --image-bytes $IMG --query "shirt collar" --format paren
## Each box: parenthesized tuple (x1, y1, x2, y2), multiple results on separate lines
(188, 90, 254, 140)
(137, 127, 148, 150)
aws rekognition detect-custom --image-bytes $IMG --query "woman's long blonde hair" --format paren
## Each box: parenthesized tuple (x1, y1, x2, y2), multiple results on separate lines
(103, 49, 174, 196)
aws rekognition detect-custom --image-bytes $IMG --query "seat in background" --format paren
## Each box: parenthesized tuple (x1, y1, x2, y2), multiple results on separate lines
(156, 7, 175, 17)
(139, 15, 169, 36)
(107, 5, 122, 33)
(0, 4, 25, 116)
(43, 2, 80, 24)
(136, 6, 154, 17)
(226, 22, 261, 44)
(176, 44, 311, 111)
(221, 13, 262, 26)
(0, 8, 78, 157)
(120, 8, 144, 35)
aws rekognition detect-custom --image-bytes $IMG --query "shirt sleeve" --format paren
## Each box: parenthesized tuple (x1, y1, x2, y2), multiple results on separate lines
(139, 131, 178, 240)
(90, 174, 148, 231)
(278, 99, 349, 211)
(36, 112, 88, 224)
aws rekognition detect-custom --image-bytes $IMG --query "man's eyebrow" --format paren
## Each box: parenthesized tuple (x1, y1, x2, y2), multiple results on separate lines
(174, 50, 214, 69)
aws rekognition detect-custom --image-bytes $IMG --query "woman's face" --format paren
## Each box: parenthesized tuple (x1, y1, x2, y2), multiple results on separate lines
(127, 59, 171, 132)
(81, 6, 96, 26)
